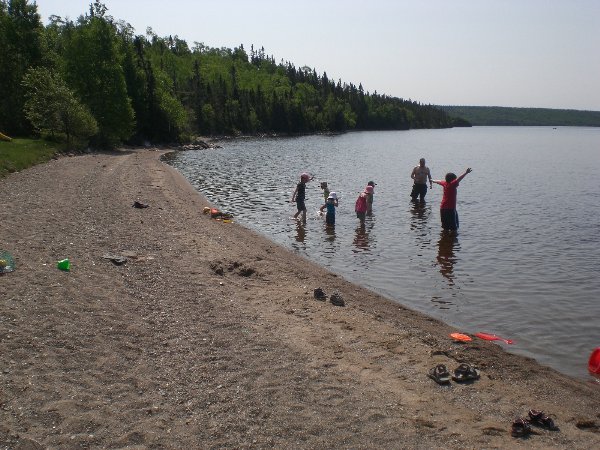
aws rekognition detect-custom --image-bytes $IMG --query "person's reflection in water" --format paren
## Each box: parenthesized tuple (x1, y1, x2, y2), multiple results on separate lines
(436, 232, 460, 285)
(324, 224, 336, 242)
(352, 223, 371, 252)
(409, 200, 430, 232)
(294, 221, 306, 243)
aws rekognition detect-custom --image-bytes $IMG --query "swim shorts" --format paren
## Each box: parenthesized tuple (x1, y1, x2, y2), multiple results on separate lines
(296, 199, 306, 211)
(411, 183, 428, 200)
(440, 208, 459, 230)
(326, 212, 335, 225)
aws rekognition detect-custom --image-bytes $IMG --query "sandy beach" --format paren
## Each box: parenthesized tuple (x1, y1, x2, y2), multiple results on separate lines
(1, 148, 599, 449)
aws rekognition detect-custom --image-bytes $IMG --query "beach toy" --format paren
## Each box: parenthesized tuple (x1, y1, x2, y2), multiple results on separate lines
(450, 333, 472, 342)
(589, 347, 600, 375)
(475, 332, 514, 345)
(57, 259, 71, 271)
(222, 219, 232, 224)
(0, 250, 16, 273)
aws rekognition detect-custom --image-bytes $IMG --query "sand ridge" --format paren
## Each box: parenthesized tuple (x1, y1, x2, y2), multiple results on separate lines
(1, 148, 599, 448)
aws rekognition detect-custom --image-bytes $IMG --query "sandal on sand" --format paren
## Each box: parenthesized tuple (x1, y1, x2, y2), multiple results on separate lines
(511, 417, 532, 437)
(529, 409, 559, 431)
(428, 364, 451, 385)
(452, 363, 480, 382)
(313, 287, 327, 300)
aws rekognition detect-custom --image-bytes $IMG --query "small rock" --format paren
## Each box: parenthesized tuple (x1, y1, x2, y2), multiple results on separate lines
(330, 291, 345, 306)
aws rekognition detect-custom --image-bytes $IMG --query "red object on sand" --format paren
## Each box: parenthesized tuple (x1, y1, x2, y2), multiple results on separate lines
(475, 332, 515, 345)
(589, 347, 600, 375)
(450, 333, 472, 342)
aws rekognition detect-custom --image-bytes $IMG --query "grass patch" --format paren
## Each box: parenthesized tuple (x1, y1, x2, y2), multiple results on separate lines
(0, 138, 64, 178)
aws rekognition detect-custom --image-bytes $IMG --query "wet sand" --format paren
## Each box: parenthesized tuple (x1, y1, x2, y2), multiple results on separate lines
(1, 148, 599, 449)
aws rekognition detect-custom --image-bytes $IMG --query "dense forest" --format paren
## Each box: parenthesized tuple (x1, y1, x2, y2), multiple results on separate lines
(440, 106, 600, 127)
(0, 0, 469, 148)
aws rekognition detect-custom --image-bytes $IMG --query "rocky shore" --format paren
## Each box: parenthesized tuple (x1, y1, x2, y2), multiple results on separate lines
(1, 148, 598, 448)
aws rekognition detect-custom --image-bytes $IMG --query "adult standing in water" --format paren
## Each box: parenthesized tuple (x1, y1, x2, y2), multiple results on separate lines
(410, 158, 433, 203)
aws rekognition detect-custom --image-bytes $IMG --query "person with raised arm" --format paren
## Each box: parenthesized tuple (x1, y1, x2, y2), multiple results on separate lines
(432, 168, 472, 231)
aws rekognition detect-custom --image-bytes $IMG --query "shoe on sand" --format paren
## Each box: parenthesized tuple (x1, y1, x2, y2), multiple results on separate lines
(452, 363, 480, 382)
(313, 287, 326, 300)
(528, 409, 559, 431)
(511, 417, 532, 437)
(428, 364, 451, 385)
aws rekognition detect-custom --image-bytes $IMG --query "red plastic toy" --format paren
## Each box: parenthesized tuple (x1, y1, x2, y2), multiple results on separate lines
(589, 347, 600, 375)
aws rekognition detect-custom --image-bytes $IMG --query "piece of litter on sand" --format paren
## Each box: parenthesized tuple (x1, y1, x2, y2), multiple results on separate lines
(57, 259, 71, 271)
(133, 201, 149, 208)
(0, 250, 16, 273)
(101, 254, 128, 265)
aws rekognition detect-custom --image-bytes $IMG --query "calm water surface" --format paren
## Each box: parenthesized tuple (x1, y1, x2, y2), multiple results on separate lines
(167, 127, 600, 380)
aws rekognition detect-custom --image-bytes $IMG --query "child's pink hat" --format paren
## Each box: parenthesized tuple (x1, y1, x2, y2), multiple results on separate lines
(300, 173, 310, 181)
(365, 185, 374, 194)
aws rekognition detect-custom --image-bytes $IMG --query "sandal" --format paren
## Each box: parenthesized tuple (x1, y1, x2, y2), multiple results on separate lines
(428, 364, 451, 385)
(528, 409, 559, 431)
(313, 287, 327, 300)
(452, 363, 480, 382)
(511, 417, 532, 437)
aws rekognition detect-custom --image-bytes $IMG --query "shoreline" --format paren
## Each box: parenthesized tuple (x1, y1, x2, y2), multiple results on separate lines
(1, 148, 599, 448)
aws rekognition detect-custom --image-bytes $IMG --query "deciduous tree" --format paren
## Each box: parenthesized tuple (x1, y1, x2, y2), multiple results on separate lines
(22, 67, 98, 147)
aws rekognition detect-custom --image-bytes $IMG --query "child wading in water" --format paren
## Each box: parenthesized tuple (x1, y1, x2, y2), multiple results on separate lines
(319, 181, 329, 212)
(366, 181, 376, 214)
(355, 185, 372, 226)
(320, 192, 338, 227)
(432, 168, 472, 231)
(291, 173, 313, 222)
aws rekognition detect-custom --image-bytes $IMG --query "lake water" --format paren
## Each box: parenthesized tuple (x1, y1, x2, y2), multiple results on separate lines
(166, 127, 600, 380)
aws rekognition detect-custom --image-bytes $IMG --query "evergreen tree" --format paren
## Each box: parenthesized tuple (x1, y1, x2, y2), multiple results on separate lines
(1, 0, 466, 144)
(0, 0, 43, 135)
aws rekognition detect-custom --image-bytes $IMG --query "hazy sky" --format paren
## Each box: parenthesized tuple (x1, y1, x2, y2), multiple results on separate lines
(35, 0, 600, 111)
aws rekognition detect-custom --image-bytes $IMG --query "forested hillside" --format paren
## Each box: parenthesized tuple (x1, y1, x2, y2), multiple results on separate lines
(0, 0, 469, 148)
(440, 106, 600, 127)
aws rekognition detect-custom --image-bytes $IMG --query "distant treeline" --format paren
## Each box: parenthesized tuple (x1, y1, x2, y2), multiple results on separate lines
(439, 106, 600, 127)
(0, 0, 469, 148)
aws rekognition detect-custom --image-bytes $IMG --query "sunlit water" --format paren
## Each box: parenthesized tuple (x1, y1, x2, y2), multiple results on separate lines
(165, 127, 600, 380)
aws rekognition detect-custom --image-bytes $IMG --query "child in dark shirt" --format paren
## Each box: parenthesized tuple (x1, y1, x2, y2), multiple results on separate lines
(291, 173, 312, 222)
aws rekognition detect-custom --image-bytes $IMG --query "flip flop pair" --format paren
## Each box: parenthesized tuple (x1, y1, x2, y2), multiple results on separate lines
(428, 363, 480, 385)
(511, 410, 559, 438)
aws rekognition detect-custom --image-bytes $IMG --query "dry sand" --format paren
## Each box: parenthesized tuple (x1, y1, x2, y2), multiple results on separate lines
(1, 148, 599, 449)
